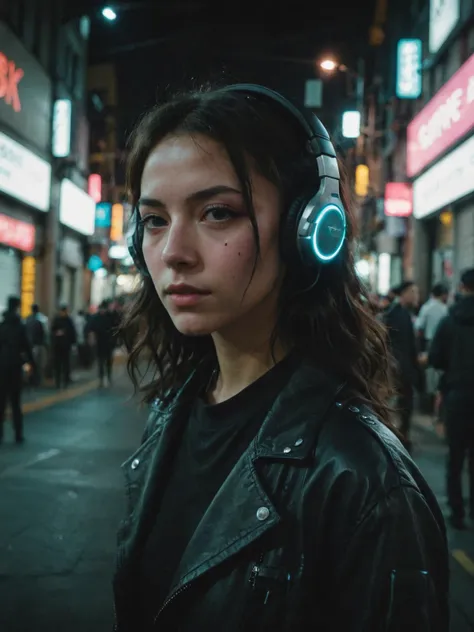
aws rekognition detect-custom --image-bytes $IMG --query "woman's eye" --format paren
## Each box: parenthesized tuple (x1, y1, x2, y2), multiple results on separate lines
(204, 206, 240, 222)
(140, 215, 166, 230)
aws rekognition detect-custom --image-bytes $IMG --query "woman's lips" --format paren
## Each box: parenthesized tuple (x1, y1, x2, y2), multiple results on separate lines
(167, 292, 210, 307)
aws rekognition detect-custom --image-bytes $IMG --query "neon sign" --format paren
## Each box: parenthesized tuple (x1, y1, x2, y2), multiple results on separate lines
(0, 52, 24, 113)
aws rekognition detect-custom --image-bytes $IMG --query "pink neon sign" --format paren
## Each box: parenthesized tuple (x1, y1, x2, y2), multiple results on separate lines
(407, 53, 474, 177)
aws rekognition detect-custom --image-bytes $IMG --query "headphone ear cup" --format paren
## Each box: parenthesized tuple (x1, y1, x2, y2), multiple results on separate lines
(281, 194, 309, 262)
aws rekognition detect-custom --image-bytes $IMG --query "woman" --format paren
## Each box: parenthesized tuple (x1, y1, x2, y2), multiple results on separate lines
(114, 85, 449, 631)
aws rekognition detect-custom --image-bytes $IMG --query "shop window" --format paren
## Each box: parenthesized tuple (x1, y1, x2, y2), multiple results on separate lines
(468, 23, 474, 56)
(7, 0, 26, 39)
(433, 57, 446, 93)
(32, 0, 42, 58)
(445, 38, 461, 77)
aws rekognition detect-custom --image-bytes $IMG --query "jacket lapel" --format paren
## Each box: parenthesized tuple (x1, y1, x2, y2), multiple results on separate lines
(157, 363, 345, 612)
(164, 445, 280, 597)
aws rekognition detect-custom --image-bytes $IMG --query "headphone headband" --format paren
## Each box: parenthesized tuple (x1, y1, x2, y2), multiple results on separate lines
(219, 83, 340, 178)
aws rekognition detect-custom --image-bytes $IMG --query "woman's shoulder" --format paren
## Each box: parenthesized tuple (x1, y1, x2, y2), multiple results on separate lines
(315, 402, 430, 502)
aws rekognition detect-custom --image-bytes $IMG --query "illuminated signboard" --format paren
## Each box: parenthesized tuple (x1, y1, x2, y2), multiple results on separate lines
(96, 202, 112, 228)
(355, 164, 369, 197)
(0, 132, 51, 210)
(407, 53, 474, 177)
(111, 204, 124, 242)
(396, 39, 422, 99)
(88, 173, 102, 203)
(21, 256, 35, 319)
(0, 213, 35, 251)
(342, 111, 361, 138)
(429, 0, 460, 54)
(0, 50, 24, 112)
(413, 133, 474, 219)
(59, 179, 96, 235)
(52, 99, 72, 158)
(384, 183, 413, 217)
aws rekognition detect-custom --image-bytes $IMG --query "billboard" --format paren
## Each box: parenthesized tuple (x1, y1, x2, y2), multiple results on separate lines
(407, 53, 474, 177)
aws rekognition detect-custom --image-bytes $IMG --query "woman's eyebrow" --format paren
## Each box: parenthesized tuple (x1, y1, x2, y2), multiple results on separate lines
(138, 185, 242, 209)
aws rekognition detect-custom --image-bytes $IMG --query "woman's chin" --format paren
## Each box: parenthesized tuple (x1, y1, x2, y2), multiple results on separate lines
(171, 314, 217, 337)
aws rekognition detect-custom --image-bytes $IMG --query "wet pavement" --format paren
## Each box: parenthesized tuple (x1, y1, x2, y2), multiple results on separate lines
(0, 372, 473, 631)
(0, 367, 146, 632)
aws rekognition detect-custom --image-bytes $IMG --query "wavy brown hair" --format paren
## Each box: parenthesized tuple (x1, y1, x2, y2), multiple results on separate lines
(120, 86, 395, 421)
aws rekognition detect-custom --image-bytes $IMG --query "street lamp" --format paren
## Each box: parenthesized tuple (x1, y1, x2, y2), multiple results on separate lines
(102, 6, 117, 21)
(320, 58, 338, 72)
(320, 55, 365, 113)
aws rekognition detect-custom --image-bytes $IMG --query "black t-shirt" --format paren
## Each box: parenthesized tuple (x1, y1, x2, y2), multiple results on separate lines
(138, 353, 297, 629)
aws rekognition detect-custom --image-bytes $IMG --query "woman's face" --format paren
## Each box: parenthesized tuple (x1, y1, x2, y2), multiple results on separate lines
(139, 133, 284, 337)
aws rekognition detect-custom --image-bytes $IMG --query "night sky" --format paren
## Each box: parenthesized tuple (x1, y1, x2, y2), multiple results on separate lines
(84, 0, 376, 147)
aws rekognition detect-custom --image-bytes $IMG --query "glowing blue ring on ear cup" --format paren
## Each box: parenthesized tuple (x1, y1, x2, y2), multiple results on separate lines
(311, 204, 346, 263)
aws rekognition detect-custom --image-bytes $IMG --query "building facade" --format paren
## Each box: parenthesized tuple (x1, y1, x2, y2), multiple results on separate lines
(0, 11, 52, 316)
(363, 0, 474, 300)
(0, 0, 95, 319)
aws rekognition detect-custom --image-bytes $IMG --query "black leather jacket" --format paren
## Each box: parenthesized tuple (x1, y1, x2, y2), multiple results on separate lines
(113, 361, 449, 631)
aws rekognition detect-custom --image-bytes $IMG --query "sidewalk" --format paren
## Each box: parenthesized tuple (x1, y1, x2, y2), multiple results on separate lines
(411, 412, 474, 630)
(19, 349, 128, 415)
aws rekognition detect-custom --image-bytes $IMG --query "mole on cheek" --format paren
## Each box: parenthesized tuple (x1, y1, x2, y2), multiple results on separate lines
(238, 252, 241, 256)
(225, 242, 228, 246)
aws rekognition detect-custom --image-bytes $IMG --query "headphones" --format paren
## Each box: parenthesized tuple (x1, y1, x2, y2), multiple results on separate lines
(127, 84, 347, 276)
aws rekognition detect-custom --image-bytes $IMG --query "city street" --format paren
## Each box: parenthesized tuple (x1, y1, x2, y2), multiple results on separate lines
(0, 371, 473, 631)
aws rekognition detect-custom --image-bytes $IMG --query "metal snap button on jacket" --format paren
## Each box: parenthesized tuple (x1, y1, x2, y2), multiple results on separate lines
(283, 446, 292, 454)
(256, 507, 270, 521)
(294, 438, 304, 447)
(131, 458, 140, 470)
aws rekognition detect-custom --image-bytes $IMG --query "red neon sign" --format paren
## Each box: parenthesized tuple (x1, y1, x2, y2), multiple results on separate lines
(0, 52, 24, 113)
(407, 53, 474, 177)
(88, 173, 102, 203)
(384, 182, 413, 217)
(0, 213, 35, 251)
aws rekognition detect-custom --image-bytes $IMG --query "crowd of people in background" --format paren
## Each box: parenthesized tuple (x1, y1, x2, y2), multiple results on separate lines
(0, 297, 126, 445)
(368, 269, 474, 530)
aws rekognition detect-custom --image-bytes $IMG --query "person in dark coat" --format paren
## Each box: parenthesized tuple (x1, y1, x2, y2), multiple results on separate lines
(429, 268, 474, 530)
(86, 300, 118, 387)
(382, 281, 421, 448)
(50, 304, 77, 389)
(0, 296, 35, 444)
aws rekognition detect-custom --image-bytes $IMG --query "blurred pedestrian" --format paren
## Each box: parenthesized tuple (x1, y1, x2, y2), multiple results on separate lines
(86, 300, 117, 387)
(112, 85, 448, 631)
(382, 281, 421, 449)
(74, 309, 89, 368)
(416, 284, 449, 352)
(25, 304, 48, 386)
(416, 284, 449, 416)
(0, 296, 35, 444)
(51, 304, 76, 388)
(429, 268, 474, 530)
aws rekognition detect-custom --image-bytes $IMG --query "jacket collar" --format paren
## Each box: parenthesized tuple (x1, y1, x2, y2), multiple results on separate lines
(155, 358, 346, 463)
(255, 360, 346, 460)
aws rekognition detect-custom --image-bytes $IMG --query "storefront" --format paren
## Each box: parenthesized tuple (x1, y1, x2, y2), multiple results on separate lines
(0, 23, 52, 313)
(408, 51, 474, 291)
(58, 178, 96, 312)
(0, 210, 36, 314)
(413, 132, 474, 285)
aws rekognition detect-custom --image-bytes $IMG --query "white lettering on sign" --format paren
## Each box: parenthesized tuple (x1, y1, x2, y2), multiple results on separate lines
(386, 200, 411, 215)
(418, 87, 464, 150)
(396, 39, 422, 99)
(467, 76, 474, 104)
